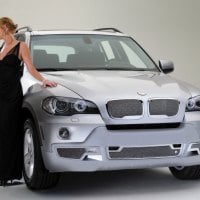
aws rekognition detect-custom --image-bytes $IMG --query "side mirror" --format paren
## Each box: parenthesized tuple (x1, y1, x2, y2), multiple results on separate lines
(159, 60, 174, 74)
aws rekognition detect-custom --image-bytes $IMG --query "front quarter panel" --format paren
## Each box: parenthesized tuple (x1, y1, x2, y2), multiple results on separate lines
(22, 81, 82, 123)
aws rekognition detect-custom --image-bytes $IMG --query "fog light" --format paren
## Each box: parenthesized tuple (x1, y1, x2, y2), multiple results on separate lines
(59, 128, 70, 139)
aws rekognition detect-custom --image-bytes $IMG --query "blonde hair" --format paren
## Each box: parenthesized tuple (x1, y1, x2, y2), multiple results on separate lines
(0, 17, 18, 33)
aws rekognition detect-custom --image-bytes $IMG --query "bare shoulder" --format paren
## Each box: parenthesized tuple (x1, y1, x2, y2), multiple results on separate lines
(19, 41, 31, 60)
(20, 41, 28, 49)
(19, 41, 30, 55)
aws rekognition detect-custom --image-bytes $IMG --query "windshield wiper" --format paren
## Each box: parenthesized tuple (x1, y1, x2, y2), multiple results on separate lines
(74, 67, 137, 70)
(38, 68, 78, 71)
(38, 68, 59, 71)
(88, 67, 153, 71)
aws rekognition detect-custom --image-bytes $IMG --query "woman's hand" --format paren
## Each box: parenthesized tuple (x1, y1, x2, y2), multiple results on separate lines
(20, 42, 57, 88)
(42, 79, 57, 87)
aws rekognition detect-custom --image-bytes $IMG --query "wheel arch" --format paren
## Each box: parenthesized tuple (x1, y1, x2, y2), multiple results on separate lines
(22, 105, 60, 189)
(22, 103, 43, 147)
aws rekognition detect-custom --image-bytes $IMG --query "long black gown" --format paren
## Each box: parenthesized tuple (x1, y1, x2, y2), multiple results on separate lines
(0, 42, 23, 182)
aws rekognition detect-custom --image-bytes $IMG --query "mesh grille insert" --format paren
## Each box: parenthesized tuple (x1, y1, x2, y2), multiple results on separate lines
(57, 148, 86, 159)
(149, 99, 179, 116)
(107, 99, 143, 118)
(108, 145, 181, 159)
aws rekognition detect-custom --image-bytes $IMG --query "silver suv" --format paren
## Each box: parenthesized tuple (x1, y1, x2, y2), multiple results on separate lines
(15, 27, 200, 190)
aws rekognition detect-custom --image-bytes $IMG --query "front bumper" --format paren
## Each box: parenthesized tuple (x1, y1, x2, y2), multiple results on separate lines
(39, 112, 200, 172)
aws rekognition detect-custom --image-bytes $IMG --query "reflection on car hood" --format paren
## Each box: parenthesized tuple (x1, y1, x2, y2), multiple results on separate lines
(44, 70, 192, 101)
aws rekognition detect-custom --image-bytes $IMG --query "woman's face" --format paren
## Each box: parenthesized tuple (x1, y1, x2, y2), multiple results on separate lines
(0, 26, 5, 40)
(0, 25, 8, 40)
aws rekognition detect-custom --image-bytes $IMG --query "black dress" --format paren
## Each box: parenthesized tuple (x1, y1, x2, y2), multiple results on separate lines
(0, 42, 23, 182)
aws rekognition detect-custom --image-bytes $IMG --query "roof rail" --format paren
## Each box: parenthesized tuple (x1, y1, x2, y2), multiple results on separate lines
(94, 28, 123, 33)
(16, 26, 32, 33)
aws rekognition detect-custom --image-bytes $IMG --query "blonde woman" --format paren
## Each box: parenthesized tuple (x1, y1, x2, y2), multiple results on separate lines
(0, 17, 57, 186)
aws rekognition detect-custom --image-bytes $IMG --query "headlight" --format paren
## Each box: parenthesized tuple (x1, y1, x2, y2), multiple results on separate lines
(186, 96, 200, 112)
(42, 96, 100, 115)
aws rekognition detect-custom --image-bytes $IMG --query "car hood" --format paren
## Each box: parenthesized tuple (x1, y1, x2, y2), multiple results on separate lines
(44, 70, 192, 101)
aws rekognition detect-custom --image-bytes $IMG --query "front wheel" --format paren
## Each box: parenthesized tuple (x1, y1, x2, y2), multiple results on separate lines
(169, 166, 200, 180)
(23, 118, 60, 190)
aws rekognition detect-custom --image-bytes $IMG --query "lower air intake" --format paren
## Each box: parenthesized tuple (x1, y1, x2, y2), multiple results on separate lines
(57, 148, 86, 159)
(108, 145, 181, 159)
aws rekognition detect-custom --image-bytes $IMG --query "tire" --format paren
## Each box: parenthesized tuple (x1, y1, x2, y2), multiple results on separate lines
(169, 166, 200, 180)
(23, 118, 60, 190)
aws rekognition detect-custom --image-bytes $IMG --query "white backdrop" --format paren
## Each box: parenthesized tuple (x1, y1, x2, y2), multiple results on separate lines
(1, 0, 200, 88)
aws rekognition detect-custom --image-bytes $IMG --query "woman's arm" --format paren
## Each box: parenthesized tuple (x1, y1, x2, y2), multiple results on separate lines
(20, 42, 57, 87)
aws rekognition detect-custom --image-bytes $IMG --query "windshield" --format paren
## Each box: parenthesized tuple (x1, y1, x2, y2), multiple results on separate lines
(30, 34, 159, 72)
